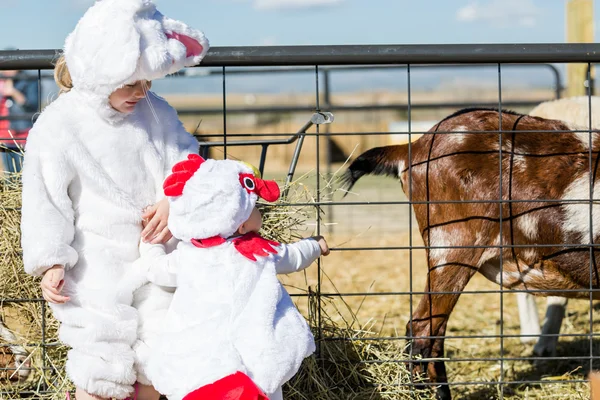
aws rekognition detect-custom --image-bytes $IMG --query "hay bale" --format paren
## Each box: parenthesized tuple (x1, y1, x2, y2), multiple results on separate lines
(0, 171, 73, 399)
(285, 292, 433, 400)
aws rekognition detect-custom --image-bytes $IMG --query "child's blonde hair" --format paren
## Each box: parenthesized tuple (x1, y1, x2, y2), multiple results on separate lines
(54, 55, 73, 94)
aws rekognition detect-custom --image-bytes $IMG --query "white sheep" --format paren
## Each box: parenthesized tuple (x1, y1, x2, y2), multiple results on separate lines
(529, 96, 600, 130)
(519, 95, 600, 357)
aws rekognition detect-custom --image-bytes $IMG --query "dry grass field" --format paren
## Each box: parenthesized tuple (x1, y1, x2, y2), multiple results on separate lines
(164, 87, 557, 172)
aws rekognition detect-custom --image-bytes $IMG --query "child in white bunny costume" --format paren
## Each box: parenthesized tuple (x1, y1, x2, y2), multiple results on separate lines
(20, 1, 209, 399)
(135, 155, 329, 400)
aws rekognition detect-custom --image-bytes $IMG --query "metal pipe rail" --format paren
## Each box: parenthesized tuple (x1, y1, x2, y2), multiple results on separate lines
(3, 44, 600, 69)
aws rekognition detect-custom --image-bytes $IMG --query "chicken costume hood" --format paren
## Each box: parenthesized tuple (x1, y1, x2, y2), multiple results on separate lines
(164, 155, 280, 242)
(140, 155, 319, 400)
(64, 0, 209, 96)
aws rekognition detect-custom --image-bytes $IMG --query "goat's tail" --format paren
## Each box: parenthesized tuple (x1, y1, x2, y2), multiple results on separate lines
(340, 144, 409, 194)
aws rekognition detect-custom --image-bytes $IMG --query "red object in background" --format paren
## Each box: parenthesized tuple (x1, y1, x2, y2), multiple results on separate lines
(183, 372, 268, 400)
(0, 95, 29, 147)
(0, 97, 9, 132)
(0, 129, 29, 147)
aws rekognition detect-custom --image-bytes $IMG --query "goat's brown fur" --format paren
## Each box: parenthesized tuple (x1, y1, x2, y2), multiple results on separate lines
(343, 108, 600, 399)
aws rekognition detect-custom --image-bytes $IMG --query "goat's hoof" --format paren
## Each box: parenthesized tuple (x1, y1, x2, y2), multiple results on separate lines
(436, 385, 452, 400)
(532, 348, 556, 366)
(533, 346, 556, 357)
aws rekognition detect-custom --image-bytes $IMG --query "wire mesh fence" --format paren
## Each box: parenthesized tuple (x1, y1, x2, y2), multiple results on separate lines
(2, 44, 600, 399)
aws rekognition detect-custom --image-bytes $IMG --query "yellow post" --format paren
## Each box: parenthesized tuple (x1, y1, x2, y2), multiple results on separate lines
(566, 0, 594, 97)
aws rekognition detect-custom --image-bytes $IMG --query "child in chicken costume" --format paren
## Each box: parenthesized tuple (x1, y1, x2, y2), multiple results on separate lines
(136, 154, 327, 400)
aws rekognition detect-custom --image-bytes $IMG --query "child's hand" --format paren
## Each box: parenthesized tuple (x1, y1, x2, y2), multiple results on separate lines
(40, 265, 70, 304)
(312, 235, 330, 256)
(141, 198, 173, 244)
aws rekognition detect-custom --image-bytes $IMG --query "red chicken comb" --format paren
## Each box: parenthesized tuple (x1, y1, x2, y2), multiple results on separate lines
(163, 154, 206, 197)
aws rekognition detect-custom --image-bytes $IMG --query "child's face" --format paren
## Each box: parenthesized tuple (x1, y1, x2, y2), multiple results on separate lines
(239, 207, 263, 235)
(109, 80, 152, 113)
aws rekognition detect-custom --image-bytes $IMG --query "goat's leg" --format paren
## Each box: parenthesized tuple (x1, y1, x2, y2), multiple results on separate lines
(407, 263, 478, 400)
(533, 296, 568, 358)
(517, 293, 541, 344)
(427, 318, 450, 396)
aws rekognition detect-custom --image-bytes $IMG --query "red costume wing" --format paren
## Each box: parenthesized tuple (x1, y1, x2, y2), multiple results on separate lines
(183, 372, 268, 400)
(233, 232, 279, 262)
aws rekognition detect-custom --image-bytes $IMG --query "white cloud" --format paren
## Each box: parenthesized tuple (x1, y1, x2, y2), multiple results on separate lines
(254, 0, 345, 11)
(456, 0, 542, 27)
(259, 36, 277, 46)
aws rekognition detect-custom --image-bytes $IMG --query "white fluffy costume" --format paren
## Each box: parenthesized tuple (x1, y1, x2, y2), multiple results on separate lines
(136, 155, 321, 400)
(20, 0, 209, 398)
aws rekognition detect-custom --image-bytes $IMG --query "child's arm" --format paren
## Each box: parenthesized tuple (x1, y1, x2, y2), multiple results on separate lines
(138, 242, 179, 287)
(20, 133, 78, 277)
(274, 236, 329, 274)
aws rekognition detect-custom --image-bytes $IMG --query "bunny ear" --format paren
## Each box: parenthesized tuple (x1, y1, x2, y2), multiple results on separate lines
(163, 154, 206, 197)
(161, 15, 210, 69)
(165, 32, 205, 58)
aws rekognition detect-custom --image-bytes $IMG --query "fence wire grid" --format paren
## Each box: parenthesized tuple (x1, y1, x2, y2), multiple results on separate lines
(2, 44, 600, 399)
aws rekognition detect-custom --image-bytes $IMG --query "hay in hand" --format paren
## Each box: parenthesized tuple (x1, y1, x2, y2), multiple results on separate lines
(260, 171, 324, 244)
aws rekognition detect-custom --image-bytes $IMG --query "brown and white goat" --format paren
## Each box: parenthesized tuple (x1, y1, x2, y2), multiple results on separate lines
(342, 108, 600, 400)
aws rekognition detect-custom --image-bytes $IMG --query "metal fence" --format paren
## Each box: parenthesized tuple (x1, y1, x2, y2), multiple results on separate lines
(3, 44, 600, 399)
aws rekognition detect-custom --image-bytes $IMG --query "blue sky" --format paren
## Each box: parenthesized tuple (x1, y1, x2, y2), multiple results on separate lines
(0, 0, 584, 50)
(0, 0, 595, 94)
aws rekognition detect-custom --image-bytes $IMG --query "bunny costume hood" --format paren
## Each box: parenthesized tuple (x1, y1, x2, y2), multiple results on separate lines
(140, 155, 320, 400)
(20, 1, 208, 398)
(64, 0, 209, 96)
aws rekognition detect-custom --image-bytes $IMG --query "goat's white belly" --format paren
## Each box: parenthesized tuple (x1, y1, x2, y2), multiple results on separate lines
(478, 258, 598, 299)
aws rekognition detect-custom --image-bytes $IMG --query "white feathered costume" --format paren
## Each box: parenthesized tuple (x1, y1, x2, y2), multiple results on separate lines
(136, 155, 320, 400)
(20, 1, 209, 398)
